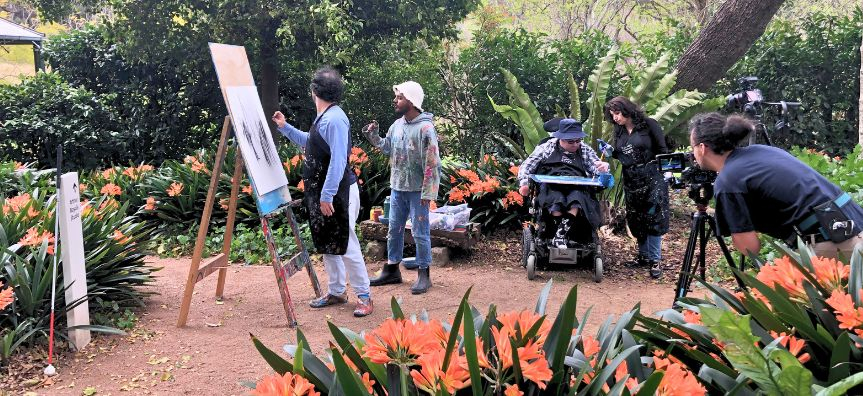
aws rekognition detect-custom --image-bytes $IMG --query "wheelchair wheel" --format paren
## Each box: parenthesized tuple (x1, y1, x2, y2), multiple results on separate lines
(521, 226, 534, 268)
(526, 254, 537, 280)
(593, 256, 603, 283)
(592, 243, 603, 283)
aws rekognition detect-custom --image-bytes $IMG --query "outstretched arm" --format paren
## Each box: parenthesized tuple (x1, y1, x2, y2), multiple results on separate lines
(362, 121, 393, 155)
(272, 111, 309, 147)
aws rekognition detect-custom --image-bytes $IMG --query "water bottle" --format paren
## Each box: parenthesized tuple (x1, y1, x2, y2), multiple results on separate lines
(383, 195, 391, 219)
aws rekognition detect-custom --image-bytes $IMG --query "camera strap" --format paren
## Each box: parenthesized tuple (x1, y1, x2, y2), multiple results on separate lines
(794, 192, 855, 243)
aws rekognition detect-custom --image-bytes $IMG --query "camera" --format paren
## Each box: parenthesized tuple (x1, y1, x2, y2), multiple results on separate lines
(726, 76, 763, 117)
(655, 152, 717, 206)
(725, 76, 801, 146)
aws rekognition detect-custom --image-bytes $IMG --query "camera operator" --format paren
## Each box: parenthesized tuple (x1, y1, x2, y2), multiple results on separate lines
(689, 112, 863, 259)
(604, 96, 670, 278)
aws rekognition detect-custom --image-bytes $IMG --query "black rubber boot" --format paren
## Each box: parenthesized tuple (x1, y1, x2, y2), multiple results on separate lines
(411, 267, 431, 295)
(370, 263, 402, 286)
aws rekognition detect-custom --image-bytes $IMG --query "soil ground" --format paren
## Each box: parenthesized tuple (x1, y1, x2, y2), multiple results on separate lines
(5, 193, 727, 395)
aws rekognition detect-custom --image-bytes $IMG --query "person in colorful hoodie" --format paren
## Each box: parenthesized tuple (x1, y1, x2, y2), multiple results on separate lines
(361, 81, 441, 294)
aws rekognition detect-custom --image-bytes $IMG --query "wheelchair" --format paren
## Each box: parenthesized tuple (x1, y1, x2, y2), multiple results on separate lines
(521, 178, 605, 282)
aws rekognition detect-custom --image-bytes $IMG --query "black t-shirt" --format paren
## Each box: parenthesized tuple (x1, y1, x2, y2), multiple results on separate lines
(612, 118, 668, 167)
(714, 145, 863, 240)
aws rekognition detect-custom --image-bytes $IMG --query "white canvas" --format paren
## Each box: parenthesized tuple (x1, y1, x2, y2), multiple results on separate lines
(225, 85, 289, 195)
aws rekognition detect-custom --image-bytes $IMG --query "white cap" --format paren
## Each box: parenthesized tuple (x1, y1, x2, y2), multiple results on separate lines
(393, 81, 425, 112)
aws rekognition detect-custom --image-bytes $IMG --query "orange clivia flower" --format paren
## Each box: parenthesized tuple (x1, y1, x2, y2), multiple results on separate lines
(655, 359, 706, 396)
(252, 371, 320, 396)
(449, 176, 456, 184)
(19, 227, 55, 255)
(349, 147, 369, 167)
(0, 281, 14, 310)
(362, 318, 441, 365)
(502, 191, 524, 209)
(825, 289, 863, 330)
(509, 165, 520, 177)
(497, 311, 550, 346)
(811, 256, 850, 291)
(98, 198, 119, 213)
(297, 180, 305, 192)
(448, 187, 467, 203)
(101, 183, 122, 196)
(755, 256, 805, 300)
(489, 324, 552, 389)
(81, 199, 92, 217)
(138, 164, 154, 173)
(504, 384, 524, 396)
(101, 168, 115, 179)
(683, 310, 702, 325)
(167, 182, 184, 197)
(581, 334, 601, 357)
(112, 230, 131, 244)
(291, 155, 302, 168)
(13, 161, 25, 170)
(122, 167, 139, 179)
(769, 331, 810, 363)
(145, 196, 156, 211)
(457, 169, 480, 184)
(27, 206, 41, 219)
(410, 348, 471, 394)
(4, 193, 31, 214)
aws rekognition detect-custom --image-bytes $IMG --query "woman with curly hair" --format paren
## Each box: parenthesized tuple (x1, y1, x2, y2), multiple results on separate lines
(604, 96, 670, 278)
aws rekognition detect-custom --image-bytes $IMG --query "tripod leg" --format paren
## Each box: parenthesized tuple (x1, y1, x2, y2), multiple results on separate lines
(674, 212, 702, 305)
(698, 214, 708, 282)
(707, 214, 748, 291)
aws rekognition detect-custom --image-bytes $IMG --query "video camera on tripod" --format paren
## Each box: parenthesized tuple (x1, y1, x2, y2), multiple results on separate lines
(655, 152, 717, 206)
(654, 151, 748, 306)
(725, 76, 802, 146)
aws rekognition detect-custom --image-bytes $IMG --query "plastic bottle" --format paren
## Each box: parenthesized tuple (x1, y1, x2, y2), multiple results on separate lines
(383, 195, 391, 219)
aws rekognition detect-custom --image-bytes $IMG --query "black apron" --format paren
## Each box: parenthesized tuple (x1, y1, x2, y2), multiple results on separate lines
(621, 164, 670, 240)
(535, 143, 603, 229)
(303, 104, 352, 255)
(613, 122, 670, 239)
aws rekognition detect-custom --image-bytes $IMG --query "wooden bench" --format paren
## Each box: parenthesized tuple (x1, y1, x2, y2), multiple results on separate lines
(359, 220, 482, 265)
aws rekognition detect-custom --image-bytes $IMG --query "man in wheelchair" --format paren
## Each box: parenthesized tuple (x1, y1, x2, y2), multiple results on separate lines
(517, 119, 610, 249)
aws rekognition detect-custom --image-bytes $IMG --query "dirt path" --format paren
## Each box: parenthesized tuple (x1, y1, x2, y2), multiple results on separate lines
(29, 247, 675, 395)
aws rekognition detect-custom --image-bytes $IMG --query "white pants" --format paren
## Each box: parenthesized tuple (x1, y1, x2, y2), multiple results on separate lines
(322, 183, 370, 297)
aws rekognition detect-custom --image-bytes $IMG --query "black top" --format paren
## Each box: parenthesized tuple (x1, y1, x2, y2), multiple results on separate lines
(612, 118, 668, 167)
(535, 143, 588, 178)
(714, 145, 863, 239)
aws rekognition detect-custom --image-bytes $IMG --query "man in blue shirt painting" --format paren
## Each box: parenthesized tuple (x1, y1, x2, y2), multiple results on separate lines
(271, 66, 373, 317)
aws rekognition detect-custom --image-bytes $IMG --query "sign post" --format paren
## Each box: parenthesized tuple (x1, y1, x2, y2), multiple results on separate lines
(58, 172, 91, 350)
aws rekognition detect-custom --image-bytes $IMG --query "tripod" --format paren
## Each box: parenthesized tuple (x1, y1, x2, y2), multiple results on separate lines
(673, 184, 750, 305)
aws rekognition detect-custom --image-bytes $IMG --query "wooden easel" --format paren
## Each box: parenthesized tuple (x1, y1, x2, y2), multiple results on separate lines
(177, 116, 321, 328)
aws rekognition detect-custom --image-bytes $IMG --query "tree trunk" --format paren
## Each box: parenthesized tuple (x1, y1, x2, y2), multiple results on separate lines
(259, 17, 280, 131)
(859, 31, 862, 148)
(674, 0, 785, 92)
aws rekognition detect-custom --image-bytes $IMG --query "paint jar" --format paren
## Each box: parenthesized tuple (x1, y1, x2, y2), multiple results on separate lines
(370, 206, 383, 222)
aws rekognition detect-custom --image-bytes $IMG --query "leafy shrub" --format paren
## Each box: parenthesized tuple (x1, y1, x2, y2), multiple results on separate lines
(791, 145, 863, 201)
(0, 72, 122, 170)
(720, 10, 862, 155)
(43, 25, 222, 166)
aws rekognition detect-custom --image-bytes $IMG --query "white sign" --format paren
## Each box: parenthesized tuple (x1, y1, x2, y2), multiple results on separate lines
(58, 172, 91, 350)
